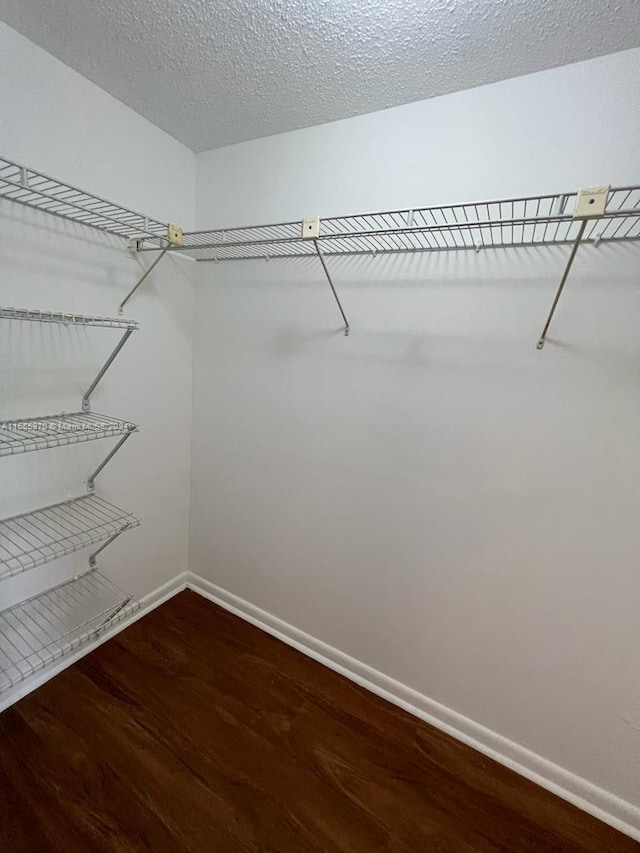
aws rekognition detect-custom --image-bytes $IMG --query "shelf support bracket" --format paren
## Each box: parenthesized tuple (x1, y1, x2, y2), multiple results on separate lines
(88, 528, 128, 569)
(536, 186, 610, 350)
(95, 597, 135, 632)
(302, 217, 349, 336)
(536, 219, 587, 350)
(82, 329, 135, 412)
(313, 239, 350, 336)
(119, 224, 184, 315)
(87, 431, 134, 492)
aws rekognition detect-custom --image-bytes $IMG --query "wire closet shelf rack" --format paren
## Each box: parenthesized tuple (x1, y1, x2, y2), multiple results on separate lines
(140, 186, 640, 261)
(0, 413, 137, 458)
(0, 155, 147, 697)
(0, 569, 138, 694)
(0, 155, 169, 243)
(0, 494, 140, 581)
(0, 306, 138, 330)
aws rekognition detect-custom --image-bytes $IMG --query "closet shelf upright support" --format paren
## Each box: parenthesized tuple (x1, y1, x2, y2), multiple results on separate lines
(88, 528, 128, 569)
(536, 186, 610, 350)
(119, 224, 184, 314)
(82, 329, 135, 412)
(536, 219, 587, 350)
(302, 217, 350, 336)
(87, 431, 135, 492)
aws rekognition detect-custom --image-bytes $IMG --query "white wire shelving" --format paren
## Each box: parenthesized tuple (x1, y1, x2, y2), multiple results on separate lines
(134, 184, 640, 343)
(0, 495, 140, 581)
(0, 412, 137, 458)
(142, 186, 640, 261)
(0, 155, 145, 695)
(0, 569, 138, 694)
(0, 157, 637, 693)
(1, 303, 139, 417)
(0, 155, 168, 243)
(0, 306, 138, 330)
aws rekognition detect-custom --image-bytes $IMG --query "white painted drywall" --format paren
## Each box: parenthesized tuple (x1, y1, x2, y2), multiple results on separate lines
(191, 47, 640, 818)
(0, 24, 196, 609)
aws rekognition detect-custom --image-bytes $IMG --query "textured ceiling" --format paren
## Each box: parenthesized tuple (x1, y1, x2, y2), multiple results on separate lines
(1, 0, 639, 151)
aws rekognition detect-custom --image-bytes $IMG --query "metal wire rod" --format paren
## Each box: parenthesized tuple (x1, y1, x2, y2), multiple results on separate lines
(82, 329, 135, 412)
(0, 569, 138, 694)
(135, 186, 640, 262)
(0, 154, 168, 241)
(95, 596, 135, 633)
(313, 238, 350, 336)
(140, 214, 577, 253)
(0, 412, 136, 457)
(0, 307, 138, 330)
(0, 494, 140, 580)
(88, 528, 127, 568)
(118, 244, 171, 314)
(536, 219, 588, 350)
(87, 432, 135, 492)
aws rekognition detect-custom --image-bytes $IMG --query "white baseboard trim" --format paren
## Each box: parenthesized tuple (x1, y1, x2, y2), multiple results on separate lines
(187, 572, 640, 843)
(0, 571, 189, 713)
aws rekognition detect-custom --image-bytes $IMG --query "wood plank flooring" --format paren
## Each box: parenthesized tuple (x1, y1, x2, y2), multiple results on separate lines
(0, 590, 637, 852)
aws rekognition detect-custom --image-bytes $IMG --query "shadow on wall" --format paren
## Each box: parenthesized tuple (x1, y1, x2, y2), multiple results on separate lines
(213, 240, 640, 290)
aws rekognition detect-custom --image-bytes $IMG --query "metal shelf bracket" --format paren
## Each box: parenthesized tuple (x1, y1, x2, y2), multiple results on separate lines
(87, 430, 135, 492)
(536, 186, 610, 350)
(82, 329, 135, 412)
(88, 528, 129, 569)
(118, 224, 184, 314)
(303, 217, 350, 336)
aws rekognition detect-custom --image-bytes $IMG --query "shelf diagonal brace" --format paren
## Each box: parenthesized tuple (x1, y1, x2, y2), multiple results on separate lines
(536, 185, 610, 350)
(536, 219, 587, 350)
(88, 527, 131, 569)
(87, 431, 135, 492)
(313, 239, 350, 336)
(95, 596, 135, 632)
(118, 224, 184, 315)
(302, 217, 350, 335)
(82, 329, 135, 412)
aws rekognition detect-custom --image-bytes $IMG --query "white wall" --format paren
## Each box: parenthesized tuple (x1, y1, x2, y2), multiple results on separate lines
(191, 45, 640, 825)
(0, 25, 195, 621)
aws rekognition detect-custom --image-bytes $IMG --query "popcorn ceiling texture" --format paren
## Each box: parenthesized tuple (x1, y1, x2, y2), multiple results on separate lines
(1, 0, 639, 151)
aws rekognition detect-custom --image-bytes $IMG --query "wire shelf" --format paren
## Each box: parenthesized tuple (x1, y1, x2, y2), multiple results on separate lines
(0, 495, 140, 581)
(0, 155, 168, 243)
(0, 569, 138, 694)
(0, 306, 139, 330)
(157, 186, 640, 262)
(0, 412, 137, 458)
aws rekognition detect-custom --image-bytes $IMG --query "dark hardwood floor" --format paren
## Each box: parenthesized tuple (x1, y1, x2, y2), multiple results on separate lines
(0, 590, 637, 852)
